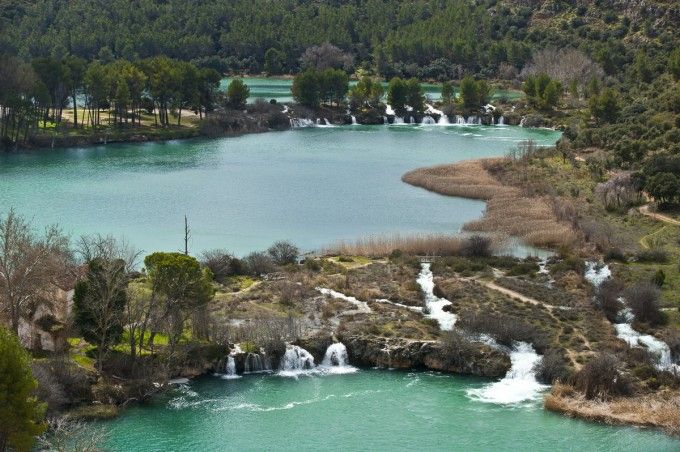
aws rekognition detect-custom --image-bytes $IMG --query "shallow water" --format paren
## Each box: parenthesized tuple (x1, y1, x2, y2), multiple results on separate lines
(97, 370, 680, 451)
(0, 125, 559, 255)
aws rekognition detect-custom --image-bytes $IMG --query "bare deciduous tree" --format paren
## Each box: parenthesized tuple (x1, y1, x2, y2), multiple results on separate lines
(0, 210, 70, 336)
(521, 48, 604, 90)
(300, 42, 354, 72)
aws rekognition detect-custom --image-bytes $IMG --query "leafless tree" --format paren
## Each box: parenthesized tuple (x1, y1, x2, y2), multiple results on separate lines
(595, 172, 642, 210)
(0, 209, 70, 336)
(521, 48, 604, 90)
(300, 42, 354, 71)
(37, 416, 108, 452)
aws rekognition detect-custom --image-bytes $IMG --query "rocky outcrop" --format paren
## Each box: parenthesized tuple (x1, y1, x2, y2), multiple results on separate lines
(340, 334, 511, 378)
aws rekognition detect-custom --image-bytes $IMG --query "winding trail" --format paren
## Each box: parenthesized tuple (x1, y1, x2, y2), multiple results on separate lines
(637, 205, 679, 250)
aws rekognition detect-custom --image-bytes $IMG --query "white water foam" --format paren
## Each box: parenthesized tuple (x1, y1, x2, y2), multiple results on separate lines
(320, 342, 358, 374)
(416, 263, 456, 330)
(222, 355, 242, 380)
(614, 308, 679, 372)
(317, 288, 372, 313)
(467, 342, 548, 404)
(584, 261, 611, 288)
(278, 344, 317, 378)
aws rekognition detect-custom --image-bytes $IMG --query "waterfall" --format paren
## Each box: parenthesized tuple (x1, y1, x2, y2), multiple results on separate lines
(393, 116, 405, 125)
(409, 116, 415, 124)
(467, 342, 548, 404)
(383, 116, 388, 125)
(614, 308, 679, 372)
(455, 115, 466, 125)
(416, 263, 456, 330)
(466, 116, 480, 125)
(438, 114, 450, 125)
(421, 115, 435, 125)
(244, 352, 272, 374)
(317, 288, 371, 313)
(584, 262, 611, 288)
(351, 115, 358, 125)
(519, 116, 527, 127)
(279, 345, 316, 377)
(497, 116, 505, 126)
(315, 118, 321, 125)
(222, 355, 241, 380)
(290, 118, 315, 128)
(321, 342, 358, 374)
(323, 118, 332, 126)
(385, 104, 395, 116)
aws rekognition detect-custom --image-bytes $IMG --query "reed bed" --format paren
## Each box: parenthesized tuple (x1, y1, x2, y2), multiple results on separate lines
(403, 158, 577, 249)
(324, 234, 470, 258)
(545, 383, 680, 436)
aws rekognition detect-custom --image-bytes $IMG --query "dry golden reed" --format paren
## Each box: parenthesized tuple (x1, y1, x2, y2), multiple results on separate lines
(403, 158, 576, 249)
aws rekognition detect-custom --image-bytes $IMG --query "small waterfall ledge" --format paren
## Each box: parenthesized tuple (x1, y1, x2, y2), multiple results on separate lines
(466, 342, 548, 404)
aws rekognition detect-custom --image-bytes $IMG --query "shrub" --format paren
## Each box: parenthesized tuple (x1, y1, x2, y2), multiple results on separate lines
(596, 279, 624, 322)
(201, 249, 243, 281)
(461, 235, 492, 258)
(574, 353, 630, 399)
(603, 248, 627, 263)
(635, 249, 668, 263)
(652, 269, 665, 287)
(267, 241, 299, 266)
(534, 349, 572, 384)
(303, 258, 321, 272)
(457, 310, 547, 351)
(439, 330, 479, 367)
(624, 282, 663, 325)
(245, 252, 276, 276)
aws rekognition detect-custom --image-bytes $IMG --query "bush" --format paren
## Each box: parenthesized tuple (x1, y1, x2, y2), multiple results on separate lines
(461, 235, 492, 258)
(534, 348, 572, 384)
(457, 310, 548, 351)
(624, 282, 663, 325)
(245, 252, 276, 276)
(439, 330, 479, 367)
(595, 279, 624, 322)
(652, 269, 665, 287)
(635, 249, 668, 263)
(603, 248, 627, 263)
(267, 241, 299, 266)
(574, 353, 630, 399)
(201, 249, 245, 281)
(303, 258, 321, 272)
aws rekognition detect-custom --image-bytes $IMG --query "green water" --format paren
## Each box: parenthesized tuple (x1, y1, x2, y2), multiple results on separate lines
(98, 371, 679, 451)
(221, 77, 523, 104)
(0, 125, 558, 255)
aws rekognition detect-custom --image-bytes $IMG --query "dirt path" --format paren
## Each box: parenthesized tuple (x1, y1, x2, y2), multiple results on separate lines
(639, 204, 680, 226)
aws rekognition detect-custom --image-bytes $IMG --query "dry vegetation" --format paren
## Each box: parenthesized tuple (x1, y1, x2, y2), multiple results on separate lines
(546, 383, 680, 436)
(324, 234, 469, 258)
(402, 157, 577, 248)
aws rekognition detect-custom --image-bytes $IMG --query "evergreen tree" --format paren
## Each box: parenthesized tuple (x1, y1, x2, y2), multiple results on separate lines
(0, 327, 46, 452)
(292, 70, 320, 108)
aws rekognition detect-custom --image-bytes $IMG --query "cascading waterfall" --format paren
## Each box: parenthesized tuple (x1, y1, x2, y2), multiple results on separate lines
(409, 116, 415, 124)
(438, 114, 450, 125)
(582, 263, 680, 372)
(383, 116, 388, 125)
(584, 262, 611, 288)
(279, 345, 316, 377)
(290, 118, 315, 128)
(222, 355, 241, 380)
(466, 116, 481, 125)
(455, 115, 466, 125)
(467, 342, 548, 404)
(316, 118, 321, 125)
(244, 352, 272, 374)
(323, 118, 332, 126)
(416, 263, 456, 330)
(393, 116, 405, 125)
(421, 115, 436, 125)
(351, 115, 358, 125)
(614, 308, 679, 372)
(317, 288, 371, 313)
(321, 342, 358, 374)
(497, 116, 506, 126)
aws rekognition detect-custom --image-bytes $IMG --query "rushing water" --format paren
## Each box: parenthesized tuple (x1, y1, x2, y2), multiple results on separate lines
(95, 371, 680, 451)
(0, 125, 559, 255)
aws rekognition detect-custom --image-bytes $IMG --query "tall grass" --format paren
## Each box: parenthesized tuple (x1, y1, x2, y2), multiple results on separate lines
(324, 234, 479, 258)
(403, 158, 577, 248)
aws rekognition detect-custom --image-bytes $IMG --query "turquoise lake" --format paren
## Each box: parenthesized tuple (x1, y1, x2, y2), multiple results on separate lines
(0, 124, 559, 256)
(97, 371, 680, 451)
